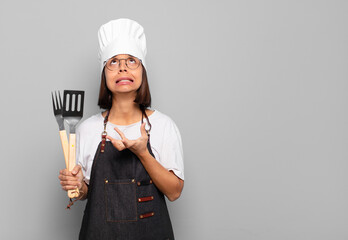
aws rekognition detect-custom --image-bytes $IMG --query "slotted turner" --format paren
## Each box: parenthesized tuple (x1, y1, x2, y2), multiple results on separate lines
(63, 90, 85, 198)
(51, 91, 69, 169)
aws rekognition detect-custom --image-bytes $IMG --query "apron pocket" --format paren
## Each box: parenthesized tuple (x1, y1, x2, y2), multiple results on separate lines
(104, 178, 137, 222)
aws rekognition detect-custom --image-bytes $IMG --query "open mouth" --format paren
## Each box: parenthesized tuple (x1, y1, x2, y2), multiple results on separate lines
(116, 78, 134, 84)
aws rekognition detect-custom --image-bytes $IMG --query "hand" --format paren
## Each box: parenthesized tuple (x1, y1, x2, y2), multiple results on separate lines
(58, 165, 84, 191)
(106, 122, 149, 156)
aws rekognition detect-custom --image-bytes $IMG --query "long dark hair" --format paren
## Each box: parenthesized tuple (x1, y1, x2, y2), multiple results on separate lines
(97, 65, 152, 131)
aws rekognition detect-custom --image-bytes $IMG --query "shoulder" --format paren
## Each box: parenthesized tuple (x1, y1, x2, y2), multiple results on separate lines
(149, 110, 181, 137)
(150, 109, 176, 125)
(150, 110, 179, 129)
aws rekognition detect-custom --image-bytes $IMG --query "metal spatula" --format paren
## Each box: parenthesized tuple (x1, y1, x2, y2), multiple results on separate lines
(51, 91, 69, 169)
(63, 90, 85, 198)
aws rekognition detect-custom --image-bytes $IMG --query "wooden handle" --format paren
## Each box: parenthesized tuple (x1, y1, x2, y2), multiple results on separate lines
(67, 133, 80, 198)
(59, 130, 69, 169)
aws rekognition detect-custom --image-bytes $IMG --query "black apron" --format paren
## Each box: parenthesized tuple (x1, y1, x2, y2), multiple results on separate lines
(79, 112, 174, 240)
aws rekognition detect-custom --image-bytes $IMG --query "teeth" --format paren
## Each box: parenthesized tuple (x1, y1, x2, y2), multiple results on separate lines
(117, 79, 132, 83)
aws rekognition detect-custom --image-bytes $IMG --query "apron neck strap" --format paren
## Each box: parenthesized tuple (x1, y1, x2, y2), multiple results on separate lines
(140, 109, 150, 136)
(100, 110, 110, 153)
(104, 110, 110, 129)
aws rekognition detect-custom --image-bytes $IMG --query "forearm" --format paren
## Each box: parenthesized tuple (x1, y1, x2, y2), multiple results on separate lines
(137, 150, 184, 201)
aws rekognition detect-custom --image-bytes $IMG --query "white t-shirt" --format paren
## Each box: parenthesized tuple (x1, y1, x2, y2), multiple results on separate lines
(76, 110, 184, 184)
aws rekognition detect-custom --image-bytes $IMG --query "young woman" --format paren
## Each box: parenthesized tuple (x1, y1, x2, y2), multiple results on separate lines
(58, 18, 184, 239)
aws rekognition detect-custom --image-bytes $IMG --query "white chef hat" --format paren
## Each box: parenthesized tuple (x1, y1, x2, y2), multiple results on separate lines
(98, 18, 147, 72)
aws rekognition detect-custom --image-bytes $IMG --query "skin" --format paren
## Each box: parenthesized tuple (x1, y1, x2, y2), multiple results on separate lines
(58, 54, 184, 201)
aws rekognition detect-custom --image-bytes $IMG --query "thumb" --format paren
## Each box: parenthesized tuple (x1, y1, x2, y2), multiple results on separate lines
(72, 164, 82, 175)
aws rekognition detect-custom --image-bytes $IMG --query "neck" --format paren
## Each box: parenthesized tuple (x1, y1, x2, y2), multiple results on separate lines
(108, 93, 142, 125)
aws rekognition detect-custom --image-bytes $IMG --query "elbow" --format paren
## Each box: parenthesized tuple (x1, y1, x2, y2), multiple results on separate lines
(167, 179, 184, 202)
(167, 191, 182, 202)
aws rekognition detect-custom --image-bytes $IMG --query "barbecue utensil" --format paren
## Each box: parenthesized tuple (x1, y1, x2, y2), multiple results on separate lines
(63, 90, 85, 198)
(51, 91, 69, 168)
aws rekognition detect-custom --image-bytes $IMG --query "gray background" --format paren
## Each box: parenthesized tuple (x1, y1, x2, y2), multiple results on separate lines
(1, 0, 347, 239)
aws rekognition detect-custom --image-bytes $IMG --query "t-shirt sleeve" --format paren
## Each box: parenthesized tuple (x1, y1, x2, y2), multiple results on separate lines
(160, 119, 184, 180)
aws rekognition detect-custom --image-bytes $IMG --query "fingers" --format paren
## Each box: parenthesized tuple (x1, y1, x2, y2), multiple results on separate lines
(58, 174, 80, 190)
(106, 135, 124, 146)
(58, 173, 77, 181)
(72, 164, 81, 175)
(106, 135, 126, 151)
(59, 166, 80, 177)
(122, 139, 133, 148)
(117, 141, 126, 150)
(109, 125, 148, 153)
(113, 127, 131, 149)
(114, 127, 126, 140)
(59, 170, 82, 191)
(60, 180, 81, 191)
(106, 135, 114, 142)
(59, 168, 71, 177)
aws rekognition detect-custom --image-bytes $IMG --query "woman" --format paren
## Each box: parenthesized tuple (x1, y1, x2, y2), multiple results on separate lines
(58, 18, 184, 240)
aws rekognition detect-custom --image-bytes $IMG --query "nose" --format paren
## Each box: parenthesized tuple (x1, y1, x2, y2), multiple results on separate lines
(118, 59, 127, 72)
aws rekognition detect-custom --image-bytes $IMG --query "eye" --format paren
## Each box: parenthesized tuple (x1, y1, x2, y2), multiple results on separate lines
(110, 59, 119, 65)
(128, 58, 136, 64)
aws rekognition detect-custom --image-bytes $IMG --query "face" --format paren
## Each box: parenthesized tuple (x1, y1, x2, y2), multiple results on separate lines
(104, 54, 143, 96)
